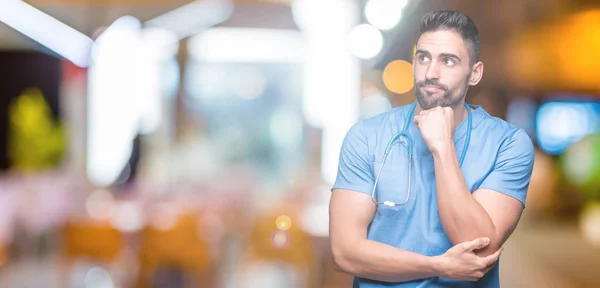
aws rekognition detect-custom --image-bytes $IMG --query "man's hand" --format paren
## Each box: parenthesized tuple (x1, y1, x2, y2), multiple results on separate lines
(433, 237, 503, 282)
(413, 106, 454, 154)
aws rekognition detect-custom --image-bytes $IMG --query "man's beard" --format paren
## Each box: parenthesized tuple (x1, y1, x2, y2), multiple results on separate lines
(414, 79, 468, 110)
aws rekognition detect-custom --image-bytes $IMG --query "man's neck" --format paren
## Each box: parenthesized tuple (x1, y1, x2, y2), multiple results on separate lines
(415, 101, 469, 130)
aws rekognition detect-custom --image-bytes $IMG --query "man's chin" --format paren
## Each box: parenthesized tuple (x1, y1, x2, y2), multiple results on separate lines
(417, 100, 437, 110)
(417, 96, 441, 110)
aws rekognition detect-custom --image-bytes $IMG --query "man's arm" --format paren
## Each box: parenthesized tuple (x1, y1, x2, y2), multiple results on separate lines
(330, 120, 503, 282)
(431, 129, 534, 256)
(329, 189, 440, 282)
(330, 189, 503, 282)
(415, 107, 534, 256)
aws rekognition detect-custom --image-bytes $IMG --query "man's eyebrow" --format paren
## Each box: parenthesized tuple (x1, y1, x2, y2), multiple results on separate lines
(415, 49, 462, 63)
(415, 49, 430, 56)
(440, 53, 461, 62)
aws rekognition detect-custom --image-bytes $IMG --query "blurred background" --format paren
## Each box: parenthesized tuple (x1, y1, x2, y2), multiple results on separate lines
(0, 0, 599, 287)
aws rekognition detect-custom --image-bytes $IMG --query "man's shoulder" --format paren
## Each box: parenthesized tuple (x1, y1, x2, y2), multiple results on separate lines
(477, 112, 534, 156)
(477, 109, 526, 138)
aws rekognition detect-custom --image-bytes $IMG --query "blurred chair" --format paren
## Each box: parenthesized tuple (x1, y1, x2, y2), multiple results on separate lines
(62, 221, 123, 262)
(0, 243, 7, 268)
(135, 212, 214, 288)
(237, 211, 317, 288)
(60, 221, 125, 287)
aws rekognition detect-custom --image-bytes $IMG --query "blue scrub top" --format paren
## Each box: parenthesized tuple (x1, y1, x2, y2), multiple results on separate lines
(332, 102, 535, 288)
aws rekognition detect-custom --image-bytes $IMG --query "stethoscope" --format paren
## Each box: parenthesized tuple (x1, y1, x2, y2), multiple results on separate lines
(370, 101, 473, 207)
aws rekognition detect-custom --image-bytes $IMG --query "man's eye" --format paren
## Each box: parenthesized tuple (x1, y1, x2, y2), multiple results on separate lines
(419, 56, 430, 63)
(445, 59, 455, 67)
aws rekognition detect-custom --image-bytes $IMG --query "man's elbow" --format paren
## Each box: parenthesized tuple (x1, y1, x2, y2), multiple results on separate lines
(481, 236, 505, 256)
(473, 235, 504, 257)
(482, 228, 504, 256)
(332, 256, 345, 273)
(449, 232, 502, 256)
(331, 244, 354, 274)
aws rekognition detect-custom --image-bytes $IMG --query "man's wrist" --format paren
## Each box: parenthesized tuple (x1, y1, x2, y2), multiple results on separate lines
(431, 140, 455, 158)
(429, 255, 449, 278)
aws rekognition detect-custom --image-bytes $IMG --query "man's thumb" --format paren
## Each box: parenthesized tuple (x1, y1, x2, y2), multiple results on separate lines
(463, 237, 490, 251)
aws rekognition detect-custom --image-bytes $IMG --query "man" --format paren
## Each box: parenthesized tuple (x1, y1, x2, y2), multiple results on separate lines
(329, 10, 534, 288)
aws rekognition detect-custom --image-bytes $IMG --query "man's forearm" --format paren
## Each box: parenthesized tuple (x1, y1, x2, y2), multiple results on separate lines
(432, 143, 498, 253)
(333, 238, 442, 283)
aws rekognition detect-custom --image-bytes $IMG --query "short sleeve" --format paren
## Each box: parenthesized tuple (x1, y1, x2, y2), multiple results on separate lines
(331, 121, 374, 195)
(478, 129, 535, 207)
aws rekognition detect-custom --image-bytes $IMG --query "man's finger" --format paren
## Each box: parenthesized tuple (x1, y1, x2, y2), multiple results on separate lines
(482, 260, 496, 275)
(482, 250, 502, 275)
(484, 247, 504, 266)
(462, 237, 490, 252)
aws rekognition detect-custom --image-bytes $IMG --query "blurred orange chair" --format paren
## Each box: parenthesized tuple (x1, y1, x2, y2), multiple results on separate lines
(60, 220, 125, 286)
(238, 211, 318, 288)
(0, 244, 7, 268)
(62, 221, 123, 262)
(135, 212, 214, 288)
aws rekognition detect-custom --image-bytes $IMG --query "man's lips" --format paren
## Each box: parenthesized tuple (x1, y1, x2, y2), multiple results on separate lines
(421, 85, 445, 93)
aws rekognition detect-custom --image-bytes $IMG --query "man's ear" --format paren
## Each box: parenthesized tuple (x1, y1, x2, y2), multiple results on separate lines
(468, 61, 484, 86)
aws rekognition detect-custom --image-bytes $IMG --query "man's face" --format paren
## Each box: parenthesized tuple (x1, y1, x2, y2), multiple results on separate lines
(413, 30, 477, 110)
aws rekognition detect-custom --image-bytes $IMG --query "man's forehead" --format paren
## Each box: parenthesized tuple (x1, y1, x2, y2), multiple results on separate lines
(416, 30, 467, 56)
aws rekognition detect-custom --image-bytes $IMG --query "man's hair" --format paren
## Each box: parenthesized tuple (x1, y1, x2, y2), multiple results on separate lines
(419, 10, 480, 65)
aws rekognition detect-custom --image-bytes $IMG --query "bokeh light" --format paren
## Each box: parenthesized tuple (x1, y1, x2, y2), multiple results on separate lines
(275, 215, 292, 231)
(86, 189, 116, 220)
(109, 202, 145, 233)
(526, 149, 558, 214)
(383, 60, 414, 94)
(271, 230, 290, 249)
(360, 91, 392, 119)
(231, 67, 267, 100)
(580, 202, 600, 247)
(364, 0, 407, 30)
(298, 186, 331, 238)
(84, 267, 114, 288)
(561, 134, 600, 199)
(536, 101, 600, 155)
(347, 24, 383, 59)
(270, 109, 303, 151)
(148, 202, 180, 231)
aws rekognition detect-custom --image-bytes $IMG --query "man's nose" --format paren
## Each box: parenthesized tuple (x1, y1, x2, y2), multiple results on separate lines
(425, 61, 440, 80)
